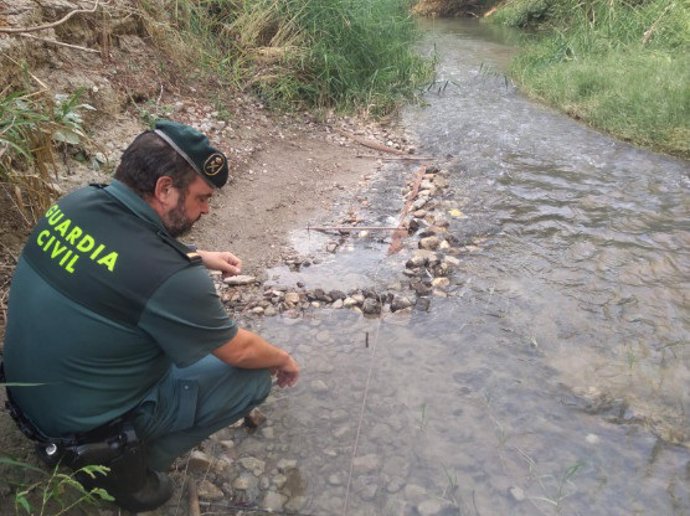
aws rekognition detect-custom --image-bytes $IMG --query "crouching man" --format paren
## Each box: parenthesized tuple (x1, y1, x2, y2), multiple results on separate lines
(2, 119, 299, 512)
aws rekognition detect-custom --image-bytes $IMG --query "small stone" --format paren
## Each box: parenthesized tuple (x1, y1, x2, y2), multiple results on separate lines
(328, 474, 343, 486)
(431, 277, 450, 288)
(412, 198, 428, 210)
(387, 476, 405, 493)
(197, 480, 224, 501)
(444, 255, 461, 267)
(419, 236, 441, 250)
(332, 299, 344, 309)
(311, 380, 329, 393)
(390, 296, 413, 312)
(276, 458, 298, 472)
(261, 491, 287, 511)
(326, 242, 339, 253)
(239, 457, 266, 476)
(272, 474, 287, 488)
(352, 454, 381, 473)
(329, 289, 347, 300)
(362, 298, 381, 315)
(343, 297, 358, 308)
(251, 306, 265, 315)
(285, 496, 307, 513)
(223, 275, 256, 285)
(188, 450, 213, 472)
(284, 292, 301, 305)
(418, 499, 456, 515)
(244, 408, 267, 429)
(586, 433, 600, 444)
(509, 486, 526, 501)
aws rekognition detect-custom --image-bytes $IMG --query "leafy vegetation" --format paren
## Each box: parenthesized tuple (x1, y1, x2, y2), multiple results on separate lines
(0, 457, 112, 515)
(0, 87, 94, 226)
(140, 0, 433, 116)
(488, 0, 690, 158)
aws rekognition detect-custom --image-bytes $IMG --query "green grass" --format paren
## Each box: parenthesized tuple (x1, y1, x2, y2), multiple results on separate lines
(143, 0, 432, 116)
(488, 0, 690, 159)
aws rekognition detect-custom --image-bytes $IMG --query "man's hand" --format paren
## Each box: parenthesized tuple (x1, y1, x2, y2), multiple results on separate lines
(197, 250, 242, 277)
(213, 329, 300, 389)
(271, 354, 300, 388)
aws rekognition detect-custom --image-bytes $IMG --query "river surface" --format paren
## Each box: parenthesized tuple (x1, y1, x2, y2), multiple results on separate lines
(218, 18, 690, 516)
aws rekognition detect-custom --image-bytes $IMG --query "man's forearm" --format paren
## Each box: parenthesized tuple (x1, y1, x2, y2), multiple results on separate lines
(212, 328, 290, 369)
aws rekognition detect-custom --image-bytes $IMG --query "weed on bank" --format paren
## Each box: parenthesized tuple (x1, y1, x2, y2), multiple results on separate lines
(143, 0, 432, 116)
(488, 0, 690, 159)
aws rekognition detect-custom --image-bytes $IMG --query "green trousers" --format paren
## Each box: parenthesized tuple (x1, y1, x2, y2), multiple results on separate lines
(132, 355, 272, 471)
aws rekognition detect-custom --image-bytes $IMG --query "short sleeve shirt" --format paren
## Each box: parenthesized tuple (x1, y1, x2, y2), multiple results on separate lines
(3, 181, 236, 436)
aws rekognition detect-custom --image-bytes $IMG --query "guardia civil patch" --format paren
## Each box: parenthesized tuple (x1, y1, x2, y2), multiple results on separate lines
(204, 153, 226, 176)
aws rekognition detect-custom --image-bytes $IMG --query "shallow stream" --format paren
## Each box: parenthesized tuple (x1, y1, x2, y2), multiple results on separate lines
(215, 18, 690, 516)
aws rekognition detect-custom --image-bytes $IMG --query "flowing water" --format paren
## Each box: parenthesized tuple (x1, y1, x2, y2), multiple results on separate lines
(218, 19, 690, 516)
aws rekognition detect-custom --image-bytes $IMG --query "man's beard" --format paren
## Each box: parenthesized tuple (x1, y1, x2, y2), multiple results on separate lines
(163, 194, 195, 238)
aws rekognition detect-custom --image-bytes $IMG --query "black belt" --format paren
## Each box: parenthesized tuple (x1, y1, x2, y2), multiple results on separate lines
(1, 361, 139, 467)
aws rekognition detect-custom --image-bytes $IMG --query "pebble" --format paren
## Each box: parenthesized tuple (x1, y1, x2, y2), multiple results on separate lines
(187, 450, 213, 472)
(239, 457, 266, 476)
(223, 274, 256, 285)
(310, 379, 329, 393)
(352, 454, 381, 473)
(262, 491, 287, 511)
(276, 458, 298, 472)
(431, 277, 450, 288)
(419, 236, 441, 250)
(362, 298, 381, 315)
(197, 479, 224, 500)
(509, 486, 526, 501)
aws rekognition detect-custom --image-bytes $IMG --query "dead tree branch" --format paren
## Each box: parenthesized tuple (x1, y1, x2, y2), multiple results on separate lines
(0, 0, 101, 34)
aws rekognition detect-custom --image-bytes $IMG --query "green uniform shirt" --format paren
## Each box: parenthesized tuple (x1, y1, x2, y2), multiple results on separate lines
(3, 180, 236, 436)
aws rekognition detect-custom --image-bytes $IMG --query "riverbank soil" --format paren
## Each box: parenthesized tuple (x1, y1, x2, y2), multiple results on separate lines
(0, 2, 412, 512)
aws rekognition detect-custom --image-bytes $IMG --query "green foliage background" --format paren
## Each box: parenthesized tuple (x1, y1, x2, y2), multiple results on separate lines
(488, 0, 690, 158)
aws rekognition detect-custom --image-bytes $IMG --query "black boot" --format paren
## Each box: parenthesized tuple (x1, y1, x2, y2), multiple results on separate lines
(108, 469, 173, 512)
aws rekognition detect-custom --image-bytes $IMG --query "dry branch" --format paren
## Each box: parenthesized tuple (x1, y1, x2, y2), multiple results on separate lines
(308, 225, 400, 232)
(18, 33, 99, 53)
(356, 153, 436, 161)
(0, 0, 102, 34)
(334, 127, 408, 155)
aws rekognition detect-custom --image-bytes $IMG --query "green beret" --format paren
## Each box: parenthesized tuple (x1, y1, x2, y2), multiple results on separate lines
(153, 119, 229, 188)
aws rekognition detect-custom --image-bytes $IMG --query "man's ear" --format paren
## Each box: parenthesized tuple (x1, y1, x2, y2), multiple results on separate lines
(153, 176, 176, 204)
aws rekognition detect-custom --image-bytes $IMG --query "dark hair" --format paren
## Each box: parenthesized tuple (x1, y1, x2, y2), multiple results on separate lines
(114, 131, 197, 198)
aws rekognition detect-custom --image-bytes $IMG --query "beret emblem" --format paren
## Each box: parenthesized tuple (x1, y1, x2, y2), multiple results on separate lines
(204, 153, 226, 176)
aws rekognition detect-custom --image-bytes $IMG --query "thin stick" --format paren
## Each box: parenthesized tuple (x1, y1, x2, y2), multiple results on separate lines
(343, 320, 383, 515)
(388, 164, 427, 254)
(18, 33, 100, 53)
(307, 225, 400, 232)
(187, 479, 201, 516)
(333, 127, 407, 155)
(355, 153, 436, 161)
(0, 0, 102, 34)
